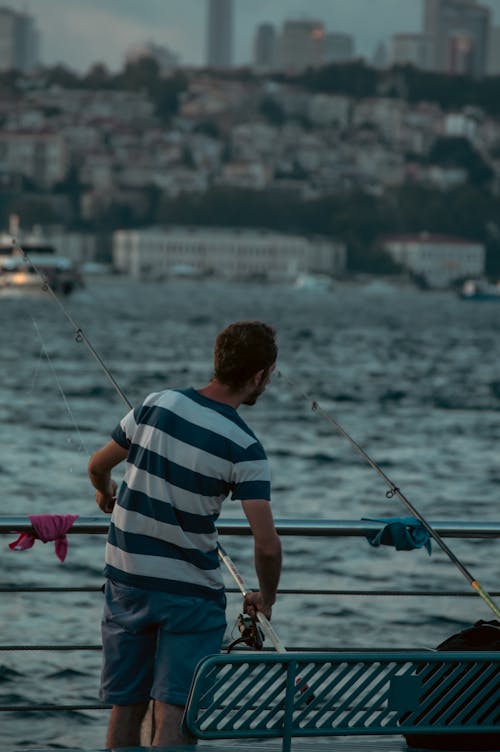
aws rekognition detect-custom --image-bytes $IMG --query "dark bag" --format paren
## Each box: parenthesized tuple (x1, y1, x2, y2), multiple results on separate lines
(404, 620, 500, 750)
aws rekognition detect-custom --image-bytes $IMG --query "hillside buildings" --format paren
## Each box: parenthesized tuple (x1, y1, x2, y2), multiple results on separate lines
(0, 131, 66, 188)
(3, 70, 499, 216)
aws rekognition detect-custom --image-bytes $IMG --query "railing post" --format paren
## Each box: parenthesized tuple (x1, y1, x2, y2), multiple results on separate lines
(282, 658, 296, 752)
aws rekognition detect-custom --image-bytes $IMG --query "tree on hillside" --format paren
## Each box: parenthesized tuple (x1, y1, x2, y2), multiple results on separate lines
(83, 62, 112, 89)
(300, 61, 378, 98)
(44, 64, 81, 88)
(193, 120, 221, 139)
(428, 136, 494, 185)
(119, 56, 160, 92)
(152, 72, 188, 122)
(259, 97, 286, 125)
(2, 195, 60, 226)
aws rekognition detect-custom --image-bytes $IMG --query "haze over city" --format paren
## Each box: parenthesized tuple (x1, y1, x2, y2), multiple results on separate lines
(5, 0, 500, 72)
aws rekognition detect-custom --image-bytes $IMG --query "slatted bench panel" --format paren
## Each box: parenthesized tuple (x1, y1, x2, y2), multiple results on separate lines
(184, 651, 500, 752)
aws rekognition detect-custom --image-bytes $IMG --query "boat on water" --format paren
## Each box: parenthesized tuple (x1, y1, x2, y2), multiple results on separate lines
(460, 279, 500, 301)
(0, 250, 83, 295)
(0, 220, 83, 295)
(294, 273, 333, 292)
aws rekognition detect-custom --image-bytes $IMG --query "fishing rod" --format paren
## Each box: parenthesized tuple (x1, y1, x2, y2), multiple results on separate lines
(218, 543, 285, 654)
(277, 369, 500, 621)
(218, 543, 313, 702)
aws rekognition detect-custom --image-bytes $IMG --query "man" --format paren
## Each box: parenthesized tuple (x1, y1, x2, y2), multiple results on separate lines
(88, 320, 282, 748)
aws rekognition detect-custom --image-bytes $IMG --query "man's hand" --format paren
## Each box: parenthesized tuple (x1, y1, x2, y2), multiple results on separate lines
(88, 440, 127, 513)
(243, 591, 273, 621)
(95, 480, 117, 514)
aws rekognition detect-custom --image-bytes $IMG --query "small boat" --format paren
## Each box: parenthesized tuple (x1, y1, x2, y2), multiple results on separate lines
(0, 251, 82, 295)
(0, 215, 83, 295)
(169, 263, 208, 279)
(294, 273, 333, 292)
(459, 279, 500, 301)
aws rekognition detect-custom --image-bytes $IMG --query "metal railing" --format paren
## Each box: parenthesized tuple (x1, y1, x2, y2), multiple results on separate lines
(1, 516, 499, 717)
(2, 516, 500, 537)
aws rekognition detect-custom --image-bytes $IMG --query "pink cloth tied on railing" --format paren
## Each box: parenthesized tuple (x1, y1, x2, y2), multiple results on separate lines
(9, 514, 79, 562)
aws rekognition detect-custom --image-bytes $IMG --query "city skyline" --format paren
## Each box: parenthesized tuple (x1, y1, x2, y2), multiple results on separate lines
(4, 0, 500, 73)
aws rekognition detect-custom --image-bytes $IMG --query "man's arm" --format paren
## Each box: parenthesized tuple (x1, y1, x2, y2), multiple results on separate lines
(241, 499, 282, 620)
(88, 439, 128, 514)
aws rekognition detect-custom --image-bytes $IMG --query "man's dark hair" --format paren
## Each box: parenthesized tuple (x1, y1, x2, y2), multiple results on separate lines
(214, 321, 277, 390)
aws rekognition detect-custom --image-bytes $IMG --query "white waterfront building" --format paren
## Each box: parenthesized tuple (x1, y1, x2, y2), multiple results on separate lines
(113, 226, 346, 281)
(381, 233, 485, 288)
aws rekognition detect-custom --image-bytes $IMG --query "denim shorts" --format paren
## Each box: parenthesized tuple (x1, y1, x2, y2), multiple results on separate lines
(100, 579, 226, 706)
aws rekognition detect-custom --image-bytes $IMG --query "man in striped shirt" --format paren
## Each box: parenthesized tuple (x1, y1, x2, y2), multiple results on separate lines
(88, 320, 282, 748)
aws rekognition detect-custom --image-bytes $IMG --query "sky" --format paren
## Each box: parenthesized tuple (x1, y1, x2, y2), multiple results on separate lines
(7, 0, 500, 72)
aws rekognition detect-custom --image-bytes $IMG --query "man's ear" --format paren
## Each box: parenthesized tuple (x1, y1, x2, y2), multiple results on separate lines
(252, 368, 265, 386)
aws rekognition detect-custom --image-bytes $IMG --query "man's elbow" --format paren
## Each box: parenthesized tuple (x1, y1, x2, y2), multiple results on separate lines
(88, 453, 98, 475)
(88, 452, 106, 481)
(255, 533, 281, 560)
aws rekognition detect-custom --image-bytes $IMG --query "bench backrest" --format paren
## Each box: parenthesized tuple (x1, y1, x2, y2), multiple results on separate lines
(184, 650, 500, 752)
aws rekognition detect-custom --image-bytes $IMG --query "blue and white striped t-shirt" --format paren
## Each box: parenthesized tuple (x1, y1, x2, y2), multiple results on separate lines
(104, 387, 271, 601)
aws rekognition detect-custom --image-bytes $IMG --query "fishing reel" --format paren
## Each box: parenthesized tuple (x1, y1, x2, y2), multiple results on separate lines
(227, 613, 265, 652)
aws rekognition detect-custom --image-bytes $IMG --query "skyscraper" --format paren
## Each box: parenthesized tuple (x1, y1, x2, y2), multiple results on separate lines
(390, 33, 433, 69)
(207, 0, 233, 69)
(424, 0, 491, 76)
(278, 20, 326, 73)
(254, 23, 277, 71)
(0, 6, 39, 73)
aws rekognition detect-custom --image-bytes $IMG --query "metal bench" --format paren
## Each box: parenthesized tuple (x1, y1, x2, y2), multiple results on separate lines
(184, 650, 500, 752)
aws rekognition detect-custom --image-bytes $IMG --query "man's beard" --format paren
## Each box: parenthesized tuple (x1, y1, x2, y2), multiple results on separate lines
(243, 381, 266, 406)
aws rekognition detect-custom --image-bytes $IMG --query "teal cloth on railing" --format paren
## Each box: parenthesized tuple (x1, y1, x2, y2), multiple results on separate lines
(363, 517, 432, 555)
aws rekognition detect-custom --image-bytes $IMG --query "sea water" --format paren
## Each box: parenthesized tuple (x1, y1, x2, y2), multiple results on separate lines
(0, 275, 499, 749)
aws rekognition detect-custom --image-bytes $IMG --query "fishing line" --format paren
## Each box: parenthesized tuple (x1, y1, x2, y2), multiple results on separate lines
(13, 240, 132, 410)
(29, 346, 44, 394)
(31, 318, 88, 455)
(277, 369, 500, 620)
